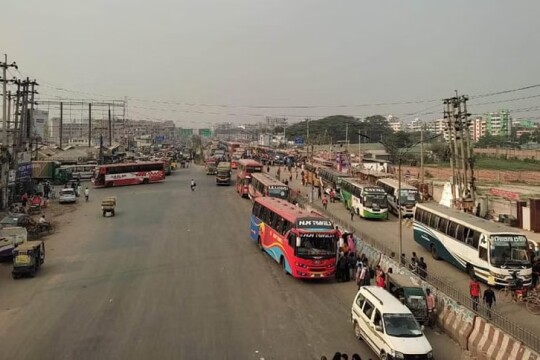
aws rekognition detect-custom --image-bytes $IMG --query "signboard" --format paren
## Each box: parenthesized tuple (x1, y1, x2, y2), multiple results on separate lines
(297, 219, 334, 230)
(178, 128, 194, 137)
(155, 135, 165, 143)
(489, 188, 520, 201)
(491, 235, 527, 243)
(16, 163, 32, 180)
(32, 110, 48, 139)
(294, 136, 304, 145)
(8, 170, 16, 184)
(199, 128, 212, 138)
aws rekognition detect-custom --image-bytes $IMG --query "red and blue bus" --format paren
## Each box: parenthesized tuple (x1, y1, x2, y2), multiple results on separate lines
(92, 162, 165, 187)
(248, 172, 289, 202)
(250, 197, 338, 279)
(236, 159, 263, 198)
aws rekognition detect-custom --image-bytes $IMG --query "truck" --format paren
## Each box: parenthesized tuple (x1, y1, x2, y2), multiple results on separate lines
(215, 162, 232, 185)
(32, 161, 72, 185)
(205, 158, 217, 175)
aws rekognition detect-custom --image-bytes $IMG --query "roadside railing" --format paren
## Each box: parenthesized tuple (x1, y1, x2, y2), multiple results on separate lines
(290, 191, 540, 353)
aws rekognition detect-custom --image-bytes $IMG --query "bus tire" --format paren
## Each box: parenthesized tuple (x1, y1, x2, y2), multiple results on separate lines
(280, 257, 288, 275)
(430, 244, 440, 260)
(258, 237, 264, 251)
(142, 178, 149, 185)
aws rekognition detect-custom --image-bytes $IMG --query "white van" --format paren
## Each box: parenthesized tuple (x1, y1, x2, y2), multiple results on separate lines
(351, 286, 433, 360)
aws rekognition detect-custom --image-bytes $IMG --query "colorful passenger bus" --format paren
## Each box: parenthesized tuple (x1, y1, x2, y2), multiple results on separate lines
(248, 172, 289, 202)
(339, 179, 388, 219)
(236, 159, 263, 198)
(92, 162, 165, 187)
(317, 167, 351, 194)
(376, 178, 419, 218)
(413, 202, 532, 286)
(250, 197, 338, 279)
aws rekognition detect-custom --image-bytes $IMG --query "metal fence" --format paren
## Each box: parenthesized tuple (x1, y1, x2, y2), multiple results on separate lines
(291, 192, 540, 353)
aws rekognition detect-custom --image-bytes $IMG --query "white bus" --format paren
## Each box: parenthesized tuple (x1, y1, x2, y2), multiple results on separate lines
(60, 164, 97, 181)
(376, 178, 419, 218)
(339, 178, 388, 220)
(413, 202, 532, 286)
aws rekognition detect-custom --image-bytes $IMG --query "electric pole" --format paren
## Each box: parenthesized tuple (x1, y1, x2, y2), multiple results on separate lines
(1, 56, 18, 209)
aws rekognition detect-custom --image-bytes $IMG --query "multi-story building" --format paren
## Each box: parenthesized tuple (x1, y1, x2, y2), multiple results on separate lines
(472, 117, 487, 142)
(485, 110, 512, 137)
(426, 119, 446, 135)
(407, 118, 423, 132)
(386, 115, 402, 132)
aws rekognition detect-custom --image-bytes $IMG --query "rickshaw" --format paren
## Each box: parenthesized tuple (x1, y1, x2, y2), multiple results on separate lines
(101, 196, 117, 217)
(386, 273, 428, 324)
(12, 240, 45, 279)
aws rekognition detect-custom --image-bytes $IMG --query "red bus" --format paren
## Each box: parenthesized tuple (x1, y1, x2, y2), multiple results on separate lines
(236, 159, 263, 198)
(91, 162, 165, 187)
(248, 172, 289, 202)
(250, 197, 338, 279)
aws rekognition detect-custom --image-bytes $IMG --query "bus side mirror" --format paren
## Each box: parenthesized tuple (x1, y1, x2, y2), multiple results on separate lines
(296, 237, 301, 247)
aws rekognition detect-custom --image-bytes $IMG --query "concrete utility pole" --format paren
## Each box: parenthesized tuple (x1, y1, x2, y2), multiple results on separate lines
(108, 105, 112, 147)
(88, 103, 92, 147)
(420, 125, 424, 184)
(59, 102, 63, 148)
(1, 55, 18, 209)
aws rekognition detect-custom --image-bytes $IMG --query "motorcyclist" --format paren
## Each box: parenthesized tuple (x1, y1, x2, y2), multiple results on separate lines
(84, 187, 90, 202)
(38, 215, 50, 232)
(509, 270, 524, 301)
(190, 179, 196, 191)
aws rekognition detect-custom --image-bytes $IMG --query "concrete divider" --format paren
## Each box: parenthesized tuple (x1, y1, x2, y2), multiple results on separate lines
(437, 300, 474, 349)
(468, 316, 524, 360)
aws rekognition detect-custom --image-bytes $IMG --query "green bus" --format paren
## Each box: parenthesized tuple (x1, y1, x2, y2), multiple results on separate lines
(317, 167, 352, 194)
(339, 178, 388, 220)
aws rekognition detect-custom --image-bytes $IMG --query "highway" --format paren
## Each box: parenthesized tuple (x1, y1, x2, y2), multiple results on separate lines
(282, 166, 539, 338)
(0, 166, 463, 360)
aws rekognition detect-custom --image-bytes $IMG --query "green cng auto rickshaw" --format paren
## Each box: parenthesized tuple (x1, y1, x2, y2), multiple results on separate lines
(12, 240, 45, 279)
(386, 273, 428, 324)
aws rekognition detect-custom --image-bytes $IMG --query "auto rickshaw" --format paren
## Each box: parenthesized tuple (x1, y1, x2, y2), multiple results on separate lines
(386, 273, 428, 324)
(101, 196, 117, 217)
(12, 240, 45, 279)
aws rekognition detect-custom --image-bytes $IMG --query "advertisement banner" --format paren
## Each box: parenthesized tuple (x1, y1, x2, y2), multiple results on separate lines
(32, 110, 48, 139)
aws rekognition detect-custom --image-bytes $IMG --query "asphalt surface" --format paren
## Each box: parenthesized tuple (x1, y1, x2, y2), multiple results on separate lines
(0, 165, 463, 360)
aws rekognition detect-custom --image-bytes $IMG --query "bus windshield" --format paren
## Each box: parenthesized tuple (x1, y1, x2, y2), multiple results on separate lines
(490, 235, 530, 266)
(268, 187, 288, 200)
(364, 193, 387, 209)
(246, 166, 263, 173)
(400, 189, 418, 206)
(296, 233, 336, 258)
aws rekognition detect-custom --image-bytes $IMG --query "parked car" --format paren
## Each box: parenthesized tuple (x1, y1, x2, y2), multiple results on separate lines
(0, 214, 34, 229)
(59, 188, 77, 204)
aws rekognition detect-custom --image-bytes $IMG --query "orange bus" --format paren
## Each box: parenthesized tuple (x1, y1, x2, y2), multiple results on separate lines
(248, 172, 289, 202)
(91, 162, 165, 187)
(249, 197, 338, 279)
(236, 159, 263, 198)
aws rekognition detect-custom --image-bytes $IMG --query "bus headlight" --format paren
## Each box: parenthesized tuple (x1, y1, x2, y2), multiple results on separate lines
(489, 271, 506, 280)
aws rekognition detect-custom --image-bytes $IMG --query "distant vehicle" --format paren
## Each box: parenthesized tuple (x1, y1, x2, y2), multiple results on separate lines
(376, 178, 419, 218)
(59, 188, 77, 204)
(339, 179, 388, 220)
(0, 227, 27, 259)
(236, 159, 263, 198)
(248, 172, 289, 202)
(91, 162, 165, 187)
(12, 240, 45, 279)
(413, 202, 532, 286)
(317, 167, 352, 193)
(60, 164, 96, 181)
(32, 161, 72, 185)
(303, 164, 321, 188)
(250, 197, 338, 279)
(206, 159, 217, 175)
(215, 162, 232, 185)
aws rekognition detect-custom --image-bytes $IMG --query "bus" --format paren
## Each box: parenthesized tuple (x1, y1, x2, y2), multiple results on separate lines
(317, 167, 351, 193)
(303, 164, 321, 188)
(216, 162, 232, 185)
(250, 197, 338, 279)
(61, 164, 96, 181)
(92, 162, 165, 187)
(206, 158, 218, 175)
(248, 172, 289, 202)
(236, 159, 263, 198)
(339, 179, 389, 220)
(413, 202, 532, 286)
(376, 178, 419, 218)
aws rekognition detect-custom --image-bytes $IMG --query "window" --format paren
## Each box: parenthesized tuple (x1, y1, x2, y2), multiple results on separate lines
(276, 217, 285, 234)
(472, 231, 481, 248)
(456, 225, 465, 243)
(373, 310, 383, 328)
(479, 246, 488, 261)
(415, 208, 424, 222)
(288, 233, 295, 247)
(447, 222, 458, 238)
(362, 300, 374, 319)
(438, 218, 449, 233)
(356, 294, 365, 309)
(430, 215, 440, 229)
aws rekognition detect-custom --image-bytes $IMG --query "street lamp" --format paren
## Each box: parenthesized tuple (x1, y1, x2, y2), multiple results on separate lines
(358, 132, 441, 265)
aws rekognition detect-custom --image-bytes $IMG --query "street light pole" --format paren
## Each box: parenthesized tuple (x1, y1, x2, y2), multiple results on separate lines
(398, 157, 403, 263)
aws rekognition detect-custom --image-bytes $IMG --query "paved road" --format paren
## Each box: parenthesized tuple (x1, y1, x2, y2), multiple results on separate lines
(280, 165, 540, 337)
(0, 166, 462, 360)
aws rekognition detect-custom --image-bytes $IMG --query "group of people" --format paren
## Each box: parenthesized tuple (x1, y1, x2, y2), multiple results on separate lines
(400, 252, 428, 280)
(321, 353, 368, 360)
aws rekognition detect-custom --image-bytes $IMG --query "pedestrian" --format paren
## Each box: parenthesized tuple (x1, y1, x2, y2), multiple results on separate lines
(330, 189, 336, 203)
(470, 277, 481, 312)
(400, 253, 406, 265)
(322, 196, 328, 210)
(331, 353, 342, 360)
(339, 253, 350, 282)
(412, 252, 419, 264)
(21, 192, 29, 207)
(289, 173, 293, 182)
(347, 234, 355, 255)
(418, 257, 427, 279)
(341, 354, 349, 360)
(376, 272, 386, 288)
(295, 169, 299, 180)
(267, 165, 270, 173)
(356, 261, 368, 290)
(426, 288, 436, 328)
(350, 207, 354, 221)
(317, 187, 322, 199)
(84, 187, 90, 202)
(190, 179, 197, 191)
(483, 286, 496, 319)
(348, 251, 357, 281)
(409, 257, 417, 273)
(351, 355, 361, 360)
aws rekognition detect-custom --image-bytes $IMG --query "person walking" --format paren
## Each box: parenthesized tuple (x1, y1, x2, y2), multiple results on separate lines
(469, 277, 481, 311)
(21, 192, 29, 207)
(483, 286, 496, 319)
(84, 187, 90, 202)
(356, 261, 368, 290)
(190, 179, 197, 191)
(350, 207, 355, 221)
(322, 196, 328, 210)
(417, 257, 427, 279)
(426, 288, 436, 328)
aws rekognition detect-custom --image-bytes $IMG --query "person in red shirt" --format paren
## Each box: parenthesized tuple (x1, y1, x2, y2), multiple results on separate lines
(469, 277, 481, 311)
(376, 272, 386, 288)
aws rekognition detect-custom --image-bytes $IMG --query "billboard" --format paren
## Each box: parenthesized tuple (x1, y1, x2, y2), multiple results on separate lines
(198, 128, 212, 138)
(32, 110, 48, 139)
(178, 128, 194, 137)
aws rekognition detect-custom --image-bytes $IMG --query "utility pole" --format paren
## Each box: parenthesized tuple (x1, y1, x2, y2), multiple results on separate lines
(88, 103, 92, 147)
(59, 102, 63, 148)
(345, 122, 349, 153)
(420, 125, 424, 184)
(108, 105, 112, 146)
(1, 56, 18, 209)
(398, 157, 403, 260)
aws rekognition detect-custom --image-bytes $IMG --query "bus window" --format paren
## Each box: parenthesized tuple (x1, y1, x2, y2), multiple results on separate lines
(479, 246, 488, 261)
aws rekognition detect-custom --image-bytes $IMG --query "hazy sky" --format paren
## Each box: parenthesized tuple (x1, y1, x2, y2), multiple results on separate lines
(3, 0, 540, 128)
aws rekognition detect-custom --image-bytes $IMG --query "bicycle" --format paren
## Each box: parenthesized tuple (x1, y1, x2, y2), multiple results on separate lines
(526, 295, 540, 315)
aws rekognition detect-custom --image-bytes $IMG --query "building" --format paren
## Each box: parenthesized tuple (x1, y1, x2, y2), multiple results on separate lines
(407, 118, 423, 132)
(472, 117, 487, 142)
(485, 110, 512, 137)
(427, 119, 446, 135)
(386, 115, 402, 132)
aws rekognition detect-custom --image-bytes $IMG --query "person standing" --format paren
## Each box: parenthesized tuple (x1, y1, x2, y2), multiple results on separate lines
(356, 261, 367, 290)
(417, 257, 427, 280)
(84, 187, 90, 201)
(350, 207, 355, 221)
(483, 286, 496, 319)
(426, 288, 436, 328)
(322, 196, 328, 210)
(469, 277, 481, 312)
(21, 192, 29, 207)
(190, 179, 196, 191)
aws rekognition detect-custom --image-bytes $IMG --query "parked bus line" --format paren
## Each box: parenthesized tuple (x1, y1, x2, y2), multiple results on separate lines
(248, 172, 289, 202)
